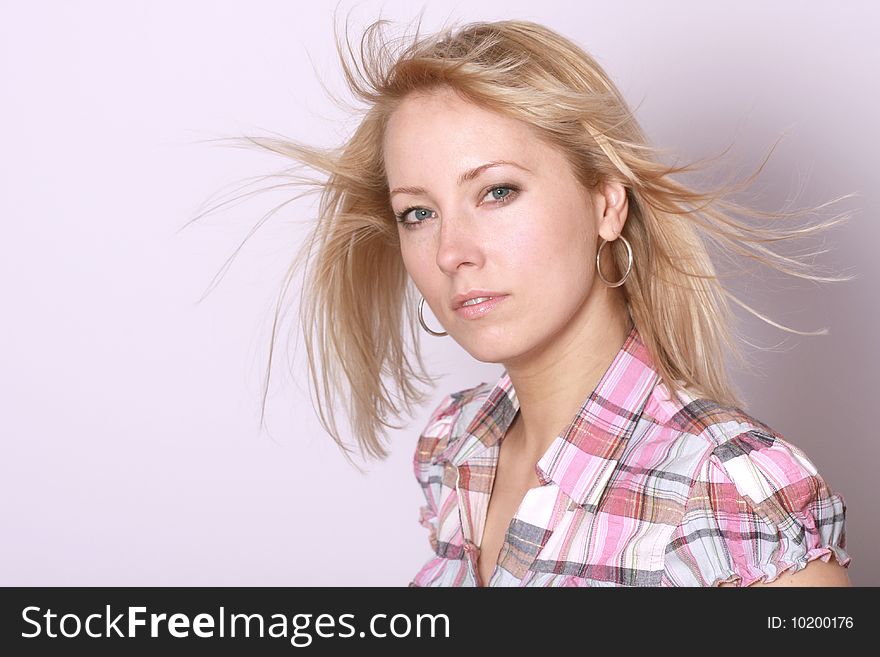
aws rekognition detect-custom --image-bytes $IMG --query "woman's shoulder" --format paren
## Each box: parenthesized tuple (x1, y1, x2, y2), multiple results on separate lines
(662, 385, 844, 528)
(413, 381, 494, 473)
(696, 425, 842, 525)
(652, 379, 783, 443)
(661, 386, 831, 501)
(660, 396, 852, 586)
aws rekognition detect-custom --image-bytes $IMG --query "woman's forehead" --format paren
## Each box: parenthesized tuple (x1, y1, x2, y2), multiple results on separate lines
(384, 100, 551, 175)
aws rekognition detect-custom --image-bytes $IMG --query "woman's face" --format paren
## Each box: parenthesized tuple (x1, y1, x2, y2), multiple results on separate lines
(383, 87, 619, 364)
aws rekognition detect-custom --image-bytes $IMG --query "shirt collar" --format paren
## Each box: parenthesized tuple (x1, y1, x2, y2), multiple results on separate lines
(437, 323, 661, 509)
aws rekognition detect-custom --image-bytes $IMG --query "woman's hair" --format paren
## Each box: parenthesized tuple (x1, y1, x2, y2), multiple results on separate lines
(185, 11, 856, 469)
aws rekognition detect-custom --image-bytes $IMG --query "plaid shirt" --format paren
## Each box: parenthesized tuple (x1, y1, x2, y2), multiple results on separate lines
(409, 324, 851, 586)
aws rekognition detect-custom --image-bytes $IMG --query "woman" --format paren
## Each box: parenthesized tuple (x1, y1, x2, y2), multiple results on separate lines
(210, 14, 853, 586)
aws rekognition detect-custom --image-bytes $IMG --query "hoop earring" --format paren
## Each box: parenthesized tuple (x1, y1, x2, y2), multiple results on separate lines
(596, 235, 633, 288)
(418, 295, 448, 337)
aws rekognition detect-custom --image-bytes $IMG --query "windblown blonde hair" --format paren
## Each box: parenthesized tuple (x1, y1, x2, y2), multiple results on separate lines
(186, 11, 856, 469)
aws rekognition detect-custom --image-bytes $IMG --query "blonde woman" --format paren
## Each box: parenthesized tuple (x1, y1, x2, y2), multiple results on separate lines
(208, 14, 854, 587)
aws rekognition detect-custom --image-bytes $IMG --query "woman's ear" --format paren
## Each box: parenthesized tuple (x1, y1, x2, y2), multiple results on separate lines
(596, 180, 629, 242)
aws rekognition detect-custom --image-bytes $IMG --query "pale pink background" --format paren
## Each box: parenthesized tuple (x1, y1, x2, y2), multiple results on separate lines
(1, 0, 876, 585)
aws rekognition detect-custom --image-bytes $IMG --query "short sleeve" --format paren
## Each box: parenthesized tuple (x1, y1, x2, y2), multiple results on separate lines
(412, 389, 475, 553)
(662, 429, 851, 587)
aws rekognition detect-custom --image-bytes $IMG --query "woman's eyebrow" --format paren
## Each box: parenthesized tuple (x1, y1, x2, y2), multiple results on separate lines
(389, 159, 532, 198)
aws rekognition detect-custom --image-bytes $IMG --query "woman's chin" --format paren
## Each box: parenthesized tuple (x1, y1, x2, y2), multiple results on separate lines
(458, 337, 519, 365)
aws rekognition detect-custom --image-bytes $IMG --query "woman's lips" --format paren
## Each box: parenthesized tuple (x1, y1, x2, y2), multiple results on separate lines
(453, 295, 510, 320)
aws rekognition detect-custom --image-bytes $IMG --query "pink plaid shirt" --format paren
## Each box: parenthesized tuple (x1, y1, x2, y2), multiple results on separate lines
(409, 324, 851, 586)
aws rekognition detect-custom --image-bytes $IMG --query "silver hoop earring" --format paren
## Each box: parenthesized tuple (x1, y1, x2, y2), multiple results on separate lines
(418, 295, 448, 337)
(596, 235, 633, 287)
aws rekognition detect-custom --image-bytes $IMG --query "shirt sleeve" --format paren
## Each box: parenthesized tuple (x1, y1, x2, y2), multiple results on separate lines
(412, 391, 469, 554)
(662, 429, 851, 587)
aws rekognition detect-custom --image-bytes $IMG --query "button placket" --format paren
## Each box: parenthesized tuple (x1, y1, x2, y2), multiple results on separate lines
(454, 466, 483, 586)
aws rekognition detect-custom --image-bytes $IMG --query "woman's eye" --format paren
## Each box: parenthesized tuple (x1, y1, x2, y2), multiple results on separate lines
(395, 207, 437, 227)
(485, 186, 512, 202)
